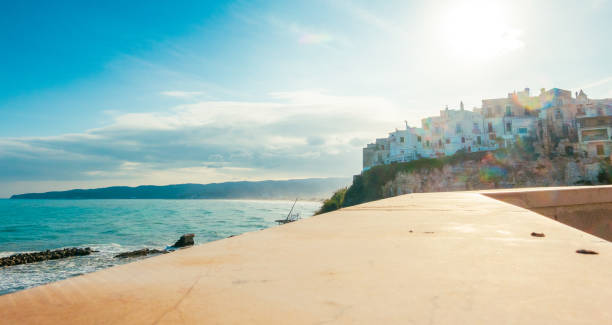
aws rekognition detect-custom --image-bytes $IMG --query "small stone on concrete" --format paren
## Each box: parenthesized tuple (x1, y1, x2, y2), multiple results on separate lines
(576, 249, 598, 255)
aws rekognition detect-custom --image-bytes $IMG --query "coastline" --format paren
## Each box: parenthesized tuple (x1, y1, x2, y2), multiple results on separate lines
(0, 199, 321, 296)
(2, 186, 611, 324)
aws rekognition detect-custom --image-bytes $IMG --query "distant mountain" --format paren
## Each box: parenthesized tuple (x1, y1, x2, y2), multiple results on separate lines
(10, 178, 351, 200)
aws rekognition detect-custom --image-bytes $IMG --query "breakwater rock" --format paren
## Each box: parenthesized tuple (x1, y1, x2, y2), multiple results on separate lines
(114, 234, 196, 259)
(1, 247, 93, 267)
(172, 233, 195, 248)
(114, 248, 166, 258)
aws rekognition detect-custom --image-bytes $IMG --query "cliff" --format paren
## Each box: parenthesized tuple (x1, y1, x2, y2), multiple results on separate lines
(330, 143, 610, 211)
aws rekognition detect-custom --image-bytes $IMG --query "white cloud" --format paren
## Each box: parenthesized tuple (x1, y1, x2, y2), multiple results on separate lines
(0, 90, 402, 197)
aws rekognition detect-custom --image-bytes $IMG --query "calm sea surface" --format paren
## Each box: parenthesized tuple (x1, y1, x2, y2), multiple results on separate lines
(0, 199, 320, 295)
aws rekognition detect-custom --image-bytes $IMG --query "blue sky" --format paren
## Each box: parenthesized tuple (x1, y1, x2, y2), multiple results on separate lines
(1, 0, 611, 197)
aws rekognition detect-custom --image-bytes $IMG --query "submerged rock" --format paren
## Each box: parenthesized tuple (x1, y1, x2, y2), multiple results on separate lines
(114, 234, 196, 259)
(114, 248, 166, 258)
(0, 247, 93, 267)
(172, 233, 195, 248)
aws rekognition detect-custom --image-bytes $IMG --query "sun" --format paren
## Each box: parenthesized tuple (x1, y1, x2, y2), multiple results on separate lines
(438, 1, 523, 60)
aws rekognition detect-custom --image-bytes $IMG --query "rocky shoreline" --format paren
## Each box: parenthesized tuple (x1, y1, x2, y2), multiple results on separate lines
(1, 247, 94, 267)
(114, 248, 166, 258)
(114, 233, 195, 258)
(1, 234, 197, 267)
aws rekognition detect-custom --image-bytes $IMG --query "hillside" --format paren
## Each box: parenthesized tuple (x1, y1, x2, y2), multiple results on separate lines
(318, 141, 612, 214)
(10, 178, 351, 200)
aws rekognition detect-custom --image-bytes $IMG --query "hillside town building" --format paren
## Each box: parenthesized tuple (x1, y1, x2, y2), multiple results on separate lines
(363, 88, 612, 170)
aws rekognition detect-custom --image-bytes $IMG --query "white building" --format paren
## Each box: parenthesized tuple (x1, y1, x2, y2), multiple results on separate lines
(362, 88, 612, 170)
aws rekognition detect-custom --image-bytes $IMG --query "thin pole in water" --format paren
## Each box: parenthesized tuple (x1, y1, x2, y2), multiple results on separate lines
(286, 198, 298, 220)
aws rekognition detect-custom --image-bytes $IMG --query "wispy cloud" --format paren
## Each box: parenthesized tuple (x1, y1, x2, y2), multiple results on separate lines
(264, 15, 337, 46)
(333, 0, 403, 35)
(580, 76, 612, 90)
(0, 90, 401, 196)
(160, 90, 204, 98)
(299, 33, 333, 44)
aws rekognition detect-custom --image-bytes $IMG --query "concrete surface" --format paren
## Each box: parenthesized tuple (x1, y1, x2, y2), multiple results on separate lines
(483, 185, 612, 241)
(1, 187, 611, 324)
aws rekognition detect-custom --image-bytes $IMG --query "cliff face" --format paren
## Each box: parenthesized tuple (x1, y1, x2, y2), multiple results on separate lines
(341, 147, 609, 208)
(380, 155, 602, 198)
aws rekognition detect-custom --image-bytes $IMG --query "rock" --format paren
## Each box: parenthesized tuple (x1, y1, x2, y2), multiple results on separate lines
(0, 247, 93, 267)
(531, 232, 545, 237)
(576, 249, 598, 255)
(114, 248, 166, 258)
(172, 233, 195, 248)
(113, 233, 196, 258)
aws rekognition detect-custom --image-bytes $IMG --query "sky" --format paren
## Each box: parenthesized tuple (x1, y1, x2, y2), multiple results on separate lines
(1, 0, 612, 197)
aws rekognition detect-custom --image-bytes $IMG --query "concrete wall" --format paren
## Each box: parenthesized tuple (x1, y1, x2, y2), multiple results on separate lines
(484, 186, 612, 242)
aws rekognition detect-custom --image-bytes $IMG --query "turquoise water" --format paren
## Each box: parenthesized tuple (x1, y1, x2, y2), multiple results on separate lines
(0, 199, 320, 295)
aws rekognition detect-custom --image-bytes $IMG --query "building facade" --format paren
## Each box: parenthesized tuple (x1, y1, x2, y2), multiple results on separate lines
(363, 88, 612, 170)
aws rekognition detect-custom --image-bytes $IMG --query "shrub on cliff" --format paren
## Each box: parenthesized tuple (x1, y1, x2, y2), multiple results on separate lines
(316, 188, 347, 214)
(597, 159, 612, 184)
(342, 151, 489, 208)
(495, 136, 538, 161)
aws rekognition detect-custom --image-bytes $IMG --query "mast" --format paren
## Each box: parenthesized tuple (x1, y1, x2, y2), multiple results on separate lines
(286, 198, 298, 220)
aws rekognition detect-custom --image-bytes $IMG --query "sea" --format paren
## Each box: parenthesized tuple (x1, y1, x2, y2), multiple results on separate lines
(0, 199, 320, 296)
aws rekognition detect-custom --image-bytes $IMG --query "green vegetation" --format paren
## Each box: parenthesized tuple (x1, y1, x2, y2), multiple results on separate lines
(343, 151, 488, 207)
(495, 136, 539, 161)
(316, 151, 490, 215)
(317, 137, 609, 215)
(597, 158, 612, 184)
(315, 187, 347, 215)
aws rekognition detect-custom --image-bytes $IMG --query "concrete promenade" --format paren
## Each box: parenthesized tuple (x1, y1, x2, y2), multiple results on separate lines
(1, 187, 611, 324)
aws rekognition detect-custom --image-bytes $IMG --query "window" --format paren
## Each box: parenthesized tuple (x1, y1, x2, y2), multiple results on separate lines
(506, 122, 512, 132)
(489, 133, 496, 140)
(582, 129, 608, 141)
(445, 139, 450, 144)
(505, 105, 512, 116)
(456, 124, 462, 134)
(488, 122, 493, 133)
(477, 136, 482, 145)
(597, 144, 604, 156)
(461, 137, 465, 143)
(426, 140, 430, 147)
(381, 145, 385, 150)
(518, 128, 528, 134)
(400, 137, 405, 143)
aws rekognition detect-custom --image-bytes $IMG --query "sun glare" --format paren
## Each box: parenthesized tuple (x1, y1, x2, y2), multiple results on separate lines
(439, 1, 523, 60)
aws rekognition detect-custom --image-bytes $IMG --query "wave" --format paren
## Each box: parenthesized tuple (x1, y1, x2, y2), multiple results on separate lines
(0, 199, 321, 296)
